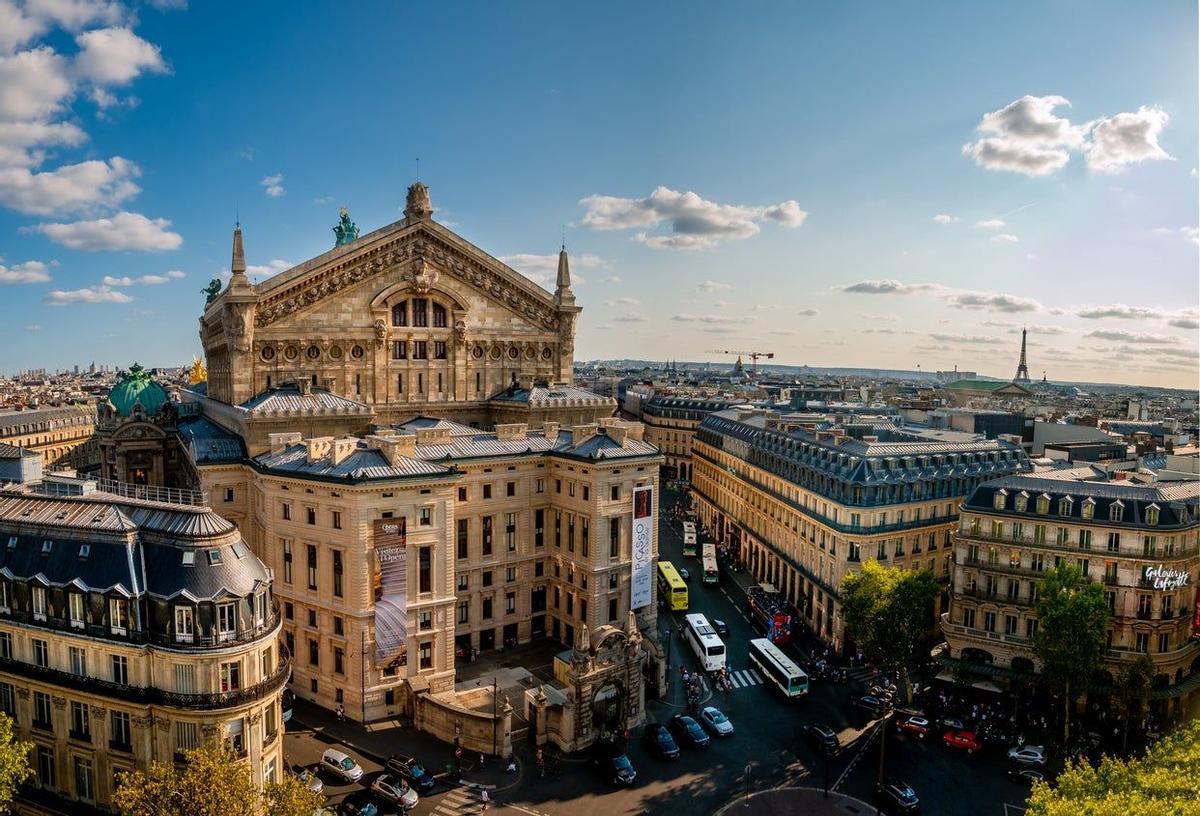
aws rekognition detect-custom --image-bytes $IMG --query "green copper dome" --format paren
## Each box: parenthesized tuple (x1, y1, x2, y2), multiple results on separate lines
(108, 363, 169, 417)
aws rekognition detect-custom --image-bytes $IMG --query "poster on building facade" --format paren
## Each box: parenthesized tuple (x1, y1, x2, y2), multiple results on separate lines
(631, 484, 654, 609)
(373, 518, 409, 666)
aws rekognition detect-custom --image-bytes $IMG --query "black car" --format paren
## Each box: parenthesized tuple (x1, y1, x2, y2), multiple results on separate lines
(592, 742, 636, 786)
(668, 714, 710, 748)
(642, 723, 680, 760)
(875, 778, 920, 814)
(712, 619, 729, 636)
(385, 754, 435, 792)
(803, 723, 839, 754)
(852, 695, 890, 717)
(1007, 767, 1046, 787)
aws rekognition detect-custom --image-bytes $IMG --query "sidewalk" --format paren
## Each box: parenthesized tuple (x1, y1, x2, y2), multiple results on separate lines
(713, 787, 875, 816)
(287, 697, 522, 792)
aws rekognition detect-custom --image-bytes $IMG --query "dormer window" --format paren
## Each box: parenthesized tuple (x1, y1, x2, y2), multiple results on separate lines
(993, 489, 1008, 511)
(1015, 492, 1029, 513)
(40, 540, 52, 554)
(208, 549, 223, 566)
(109, 598, 129, 635)
(174, 606, 195, 643)
(78, 544, 90, 559)
(1081, 498, 1095, 520)
(1058, 497, 1073, 516)
(1109, 501, 1124, 522)
(32, 586, 47, 622)
(5, 537, 15, 550)
(217, 602, 237, 642)
(1145, 504, 1160, 526)
(182, 551, 195, 566)
(1036, 494, 1050, 515)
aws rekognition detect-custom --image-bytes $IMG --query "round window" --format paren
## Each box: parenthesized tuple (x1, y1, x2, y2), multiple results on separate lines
(507, 347, 519, 359)
(541, 347, 553, 360)
(306, 345, 321, 360)
(329, 346, 344, 360)
(350, 345, 365, 359)
(472, 346, 484, 359)
(260, 346, 276, 362)
(283, 345, 299, 361)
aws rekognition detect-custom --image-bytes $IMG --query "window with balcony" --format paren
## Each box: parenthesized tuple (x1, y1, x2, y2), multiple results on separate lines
(960, 607, 975, 628)
(33, 638, 48, 668)
(107, 711, 130, 751)
(36, 745, 54, 786)
(1107, 532, 1121, 554)
(1135, 632, 1149, 653)
(73, 756, 94, 801)
(419, 641, 433, 670)
(217, 602, 237, 642)
(68, 592, 85, 629)
(32, 585, 47, 622)
(33, 691, 52, 730)
(983, 611, 996, 632)
(220, 660, 241, 691)
(1142, 536, 1157, 557)
(1079, 529, 1092, 550)
(175, 606, 194, 643)
(69, 646, 86, 676)
(70, 700, 90, 741)
(1137, 594, 1152, 620)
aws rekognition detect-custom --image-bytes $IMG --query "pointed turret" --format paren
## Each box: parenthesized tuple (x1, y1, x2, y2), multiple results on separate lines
(554, 244, 575, 308)
(231, 224, 246, 278)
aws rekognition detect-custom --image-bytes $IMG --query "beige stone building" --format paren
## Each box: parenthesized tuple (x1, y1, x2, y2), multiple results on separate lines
(691, 408, 1030, 649)
(640, 396, 735, 482)
(0, 474, 286, 813)
(942, 471, 1200, 718)
(0, 406, 98, 473)
(170, 184, 663, 753)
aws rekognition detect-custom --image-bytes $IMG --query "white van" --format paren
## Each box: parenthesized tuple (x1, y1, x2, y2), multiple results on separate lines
(320, 748, 364, 782)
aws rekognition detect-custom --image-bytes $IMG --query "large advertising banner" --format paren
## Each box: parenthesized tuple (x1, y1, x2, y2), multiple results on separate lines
(373, 518, 409, 666)
(631, 484, 654, 610)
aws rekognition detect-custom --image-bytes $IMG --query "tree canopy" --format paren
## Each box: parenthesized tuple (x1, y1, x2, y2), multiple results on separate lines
(0, 713, 32, 813)
(113, 741, 323, 816)
(1026, 717, 1200, 816)
(840, 559, 941, 700)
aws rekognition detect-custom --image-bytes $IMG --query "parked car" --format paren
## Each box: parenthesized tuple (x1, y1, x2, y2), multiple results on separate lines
(338, 802, 377, 816)
(802, 723, 840, 754)
(851, 695, 890, 717)
(712, 619, 729, 636)
(642, 723, 680, 760)
(385, 754, 436, 791)
(1007, 767, 1047, 786)
(668, 714, 710, 748)
(896, 716, 930, 738)
(942, 730, 982, 754)
(370, 774, 419, 811)
(292, 765, 324, 795)
(698, 706, 734, 737)
(679, 567, 691, 580)
(592, 741, 636, 786)
(937, 716, 966, 731)
(874, 778, 920, 814)
(321, 748, 364, 783)
(1007, 745, 1047, 766)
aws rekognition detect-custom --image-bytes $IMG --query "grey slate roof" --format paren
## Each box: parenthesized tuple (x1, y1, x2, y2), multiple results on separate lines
(0, 442, 33, 460)
(489, 384, 615, 406)
(0, 404, 95, 433)
(966, 474, 1199, 530)
(177, 416, 245, 464)
(393, 416, 480, 436)
(410, 428, 659, 462)
(254, 442, 452, 481)
(240, 384, 373, 416)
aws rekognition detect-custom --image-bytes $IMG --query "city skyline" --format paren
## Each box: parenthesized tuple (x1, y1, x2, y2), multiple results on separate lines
(1, 1, 1197, 389)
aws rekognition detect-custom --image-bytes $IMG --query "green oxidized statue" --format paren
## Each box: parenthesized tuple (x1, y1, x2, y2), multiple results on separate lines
(202, 278, 223, 305)
(333, 207, 359, 246)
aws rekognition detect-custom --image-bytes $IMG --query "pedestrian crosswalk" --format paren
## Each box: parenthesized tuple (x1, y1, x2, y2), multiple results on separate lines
(726, 667, 764, 688)
(431, 786, 483, 816)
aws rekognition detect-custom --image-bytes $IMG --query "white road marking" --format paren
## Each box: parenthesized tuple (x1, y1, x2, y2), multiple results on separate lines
(1002, 805, 1027, 816)
(749, 668, 763, 684)
(832, 719, 882, 792)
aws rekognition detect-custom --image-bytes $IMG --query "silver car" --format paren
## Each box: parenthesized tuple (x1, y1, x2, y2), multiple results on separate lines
(1007, 745, 1046, 766)
(370, 773, 420, 812)
(295, 767, 324, 795)
(699, 705, 734, 736)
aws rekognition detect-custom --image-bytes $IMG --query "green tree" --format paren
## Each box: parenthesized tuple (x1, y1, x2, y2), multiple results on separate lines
(1031, 563, 1109, 745)
(1114, 653, 1155, 753)
(0, 713, 33, 812)
(114, 740, 322, 816)
(1026, 718, 1200, 816)
(840, 559, 941, 702)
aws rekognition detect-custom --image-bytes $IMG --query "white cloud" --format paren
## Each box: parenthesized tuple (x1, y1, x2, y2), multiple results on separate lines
(839, 279, 944, 295)
(981, 320, 1066, 335)
(1167, 317, 1199, 330)
(33, 210, 182, 250)
(697, 280, 732, 293)
(798, 308, 819, 316)
(750, 303, 780, 312)
(101, 269, 184, 286)
(0, 46, 72, 121)
(1075, 303, 1166, 321)
(499, 252, 606, 288)
(949, 290, 1039, 312)
(963, 95, 1083, 176)
(0, 1, 48, 55)
(974, 218, 1005, 229)
(1084, 106, 1173, 173)
(1026, 253, 1038, 261)
(932, 214, 957, 224)
(25, 323, 40, 330)
(25, 0, 126, 31)
(991, 233, 1019, 243)
(579, 186, 806, 250)
(671, 313, 737, 323)
(0, 119, 86, 167)
(0, 155, 139, 214)
(73, 27, 166, 86)
(839, 279, 1042, 313)
(43, 283, 131, 305)
(245, 259, 291, 281)
(768, 329, 797, 336)
(606, 296, 640, 306)
(613, 312, 647, 323)
(260, 173, 285, 197)
(929, 333, 1001, 345)
(601, 275, 622, 285)
(0, 258, 50, 283)
(1084, 329, 1179, 345)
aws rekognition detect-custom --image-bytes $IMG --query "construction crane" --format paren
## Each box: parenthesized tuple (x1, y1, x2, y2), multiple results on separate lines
(709, 349, 775, 378)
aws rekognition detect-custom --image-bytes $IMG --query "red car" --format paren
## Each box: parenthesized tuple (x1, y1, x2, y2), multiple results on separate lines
(896, 716, 930, 738)
(942, 730, 982, 754)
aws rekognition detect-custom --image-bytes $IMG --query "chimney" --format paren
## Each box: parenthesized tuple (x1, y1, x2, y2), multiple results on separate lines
(542, 421, 560, 441)
(571, 423, 598, 447)
(269, 432, 303, 455)
(415, 427, 451, 446)
(495, 423, 528, 441)
(607, 425, 630, 446)
(367, 433, 417, 466)
(330, 437, 358, 466)
(305, 437, 332, 463)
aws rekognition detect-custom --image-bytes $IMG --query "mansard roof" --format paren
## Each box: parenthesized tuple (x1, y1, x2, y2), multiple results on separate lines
(489, 383, 615, 407)
(240, 383, 373, 417)
(966, 474, 1198, 529)
(253, 441, 453, 481)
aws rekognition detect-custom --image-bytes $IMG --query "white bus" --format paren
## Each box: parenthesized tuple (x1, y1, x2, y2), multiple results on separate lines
(701, 542, 719, 585)
(748, 637, 809, 698)
(683, 613, 727, 672)
(681, 521, 697, 556)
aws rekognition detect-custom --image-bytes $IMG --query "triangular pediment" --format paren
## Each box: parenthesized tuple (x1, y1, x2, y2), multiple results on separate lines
(251, 217, 562, 332)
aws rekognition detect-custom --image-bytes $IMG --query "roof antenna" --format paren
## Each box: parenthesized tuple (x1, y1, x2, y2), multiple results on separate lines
(235, 201, 240, 229)
(561, 224, 566, 251)
(415, 157, 420, 182)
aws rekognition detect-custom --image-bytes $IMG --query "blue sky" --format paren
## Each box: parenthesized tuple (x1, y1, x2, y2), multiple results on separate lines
(2, 1, 1197, 387)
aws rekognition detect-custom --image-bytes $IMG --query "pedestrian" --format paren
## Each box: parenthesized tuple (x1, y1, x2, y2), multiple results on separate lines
(506, 757, 517, 774)
(336, 704, 345, 723)
(479, 752, 486, 768)
(481, 788, 490, 813)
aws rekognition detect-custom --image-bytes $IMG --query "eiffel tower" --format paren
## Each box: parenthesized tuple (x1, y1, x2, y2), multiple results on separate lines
(1013, 327, 1031, 383)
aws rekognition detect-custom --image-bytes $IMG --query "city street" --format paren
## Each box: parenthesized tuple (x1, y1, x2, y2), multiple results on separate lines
(285, 485, 1037, 816)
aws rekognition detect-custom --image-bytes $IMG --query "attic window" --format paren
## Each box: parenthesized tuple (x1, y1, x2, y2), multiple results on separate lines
(78, 544, 90, 559)
(231, 542, 247, 560)
(91, 514, 103, 524)
(181, 551, 196, 566)
(5, 537, 14, 550)
(41, 540, 52, 554)
(207, 549, 223, 565)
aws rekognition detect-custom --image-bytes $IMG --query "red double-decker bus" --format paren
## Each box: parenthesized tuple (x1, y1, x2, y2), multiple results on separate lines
(747, 583, 792, 645)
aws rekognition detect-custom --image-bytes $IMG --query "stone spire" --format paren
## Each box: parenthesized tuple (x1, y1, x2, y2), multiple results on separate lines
(554, 244, 575, 308)
(230, 223, 246, 278)
(405, 181, 433, 221)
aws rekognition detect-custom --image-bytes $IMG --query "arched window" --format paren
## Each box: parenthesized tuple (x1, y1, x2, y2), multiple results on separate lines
(412, 298, 428, 327)
(1109, 501, 1124, 522)
(432, 302, 447, 328)
(391, 302, 407, 327)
